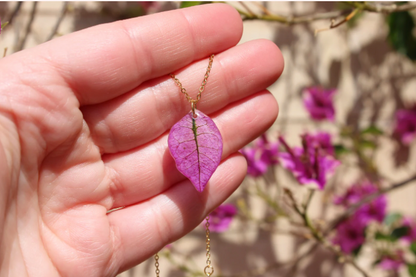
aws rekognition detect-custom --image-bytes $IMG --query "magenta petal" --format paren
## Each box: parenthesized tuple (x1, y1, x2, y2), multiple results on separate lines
(168, 110, 223, 192)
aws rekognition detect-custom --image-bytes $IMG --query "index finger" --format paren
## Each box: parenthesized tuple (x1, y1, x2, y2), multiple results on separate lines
(1, 4, 243, 106)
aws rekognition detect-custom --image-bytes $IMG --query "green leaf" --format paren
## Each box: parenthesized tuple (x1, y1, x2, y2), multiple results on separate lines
(334, 144, 349, 156)
(411, 242, 416, 256)
(359, 140, 376, 150)
(375, 231, 392, 241)
(387, 11, 416, 61)
(391, 226, 410, 240)
(384, 212, 402, 226)
(180, 2, 204, 8)
(1, 21, 9, 30)
(361, 126, 383, 136)
(409, 263, 416, 277)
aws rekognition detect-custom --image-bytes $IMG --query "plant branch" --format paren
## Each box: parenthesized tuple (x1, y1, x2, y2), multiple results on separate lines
(347, 2, 416, 13)
(236, 6, 353, 24)
(303, 189, 315, 211)
(46, 2, 68, 41)
(284, 188, 370, 277)
(230, 1, 416, 24)
(315, 8, 359, 35)
(238, 1, 256, 17)
(327, 174, 416, 233)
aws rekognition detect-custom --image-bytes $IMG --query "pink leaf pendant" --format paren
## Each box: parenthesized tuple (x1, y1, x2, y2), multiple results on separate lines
(168, 110, 223, 192)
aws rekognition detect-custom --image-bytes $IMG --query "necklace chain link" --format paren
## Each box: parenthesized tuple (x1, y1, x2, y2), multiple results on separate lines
(204, 216, 214, 276)
(154, 254, 160, 277)
(170, 54, 214, 105)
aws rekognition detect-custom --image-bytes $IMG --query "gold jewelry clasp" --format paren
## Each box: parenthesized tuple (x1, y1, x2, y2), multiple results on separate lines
(191, 101, 197, 118)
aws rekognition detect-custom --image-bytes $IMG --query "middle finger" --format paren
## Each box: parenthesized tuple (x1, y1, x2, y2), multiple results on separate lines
(82, 39, 283, 154)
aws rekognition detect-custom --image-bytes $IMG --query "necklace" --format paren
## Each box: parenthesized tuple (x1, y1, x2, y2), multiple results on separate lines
(154, 55, 219, 277)
(168, 54, 222, 193)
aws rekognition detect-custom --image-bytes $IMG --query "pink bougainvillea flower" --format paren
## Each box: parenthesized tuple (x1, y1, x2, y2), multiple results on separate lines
(138, 2, 162, 14)
(255, 134, 279, 165)
(379, 250, 405, 272)
(279, 135, 340, 190)
(240, 134, 279, 177)
(240, 147, 268, 177)
(400, 217, 416, 243)
(334, 183, 377, 206)
(303, 87, 336, 121)
(355, 196, 387, 224)
(332, 218, 366, 254)
(208, 204, 238, 233)
(394, 106, 416, 145)
(333, 183, 387, 253)
(302, 132, 335, 156)
(334, 182, 387, 225)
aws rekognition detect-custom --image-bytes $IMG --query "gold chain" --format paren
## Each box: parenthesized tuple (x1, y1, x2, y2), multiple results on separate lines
(160, 56, 215, 276)
(170, 54, 215, 107)
(204, 216, 214, 276)
(153, 217, 214, 276)
(154, 254, 160, 277)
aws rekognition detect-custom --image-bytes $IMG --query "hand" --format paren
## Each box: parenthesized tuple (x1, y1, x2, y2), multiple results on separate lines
(0, 4, 283, 276)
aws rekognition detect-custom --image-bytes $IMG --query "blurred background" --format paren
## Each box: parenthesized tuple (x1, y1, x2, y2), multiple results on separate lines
(1, 2, 416, 277)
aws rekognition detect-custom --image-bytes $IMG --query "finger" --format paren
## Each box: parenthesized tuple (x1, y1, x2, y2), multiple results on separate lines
(105, 90, 278, 208)
(108, 153, 247, 272)
(0, 4, 243, 106)
(83, 39, 284, 153)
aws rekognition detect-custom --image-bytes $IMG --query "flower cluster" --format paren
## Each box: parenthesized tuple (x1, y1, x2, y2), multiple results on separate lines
(303, 87, 336, 121)
(394, 105, 416, 145)
(279, 132, 340, 190)
(333, 183, 387, 254)
(240, 134, 279, 177)
(208, 204, 237, 233)
(379, 250, 405, 272)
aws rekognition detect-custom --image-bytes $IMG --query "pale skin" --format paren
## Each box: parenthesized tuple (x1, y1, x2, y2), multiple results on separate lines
(0, 4, 283, 277)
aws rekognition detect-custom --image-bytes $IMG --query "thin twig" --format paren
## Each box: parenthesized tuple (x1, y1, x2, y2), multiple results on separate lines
(252, 1, 272, 16)
(315, 8, 359, 35)
(6, 1, 23, 25)
(16, 2, 38, 51)
(327, 174, 416, 233)
(303, 189, 315, 211)
(238, 7, 352, 24)
(239, 1, 256, 17)
(46, 2, 68, 41)
(230, 1, 416, 24)
(347, 2, 416, 13)
(284, 188, 370, 277)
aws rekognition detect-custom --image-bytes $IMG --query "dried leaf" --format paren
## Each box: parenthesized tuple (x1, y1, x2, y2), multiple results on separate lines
(168, 110, 223, 192)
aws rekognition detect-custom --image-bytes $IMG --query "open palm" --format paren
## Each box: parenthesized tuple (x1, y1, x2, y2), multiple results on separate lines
(0, 4, 283, 277)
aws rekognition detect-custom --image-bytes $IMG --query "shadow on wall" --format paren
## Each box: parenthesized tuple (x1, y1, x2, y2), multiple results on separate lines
(0, 3, 8, 21)
(269, 1, 414, 170)
(71, 2, 177, 32)
(260, 1, 416, 275)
